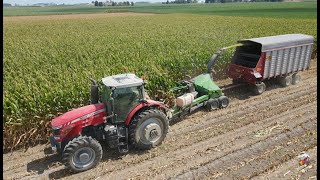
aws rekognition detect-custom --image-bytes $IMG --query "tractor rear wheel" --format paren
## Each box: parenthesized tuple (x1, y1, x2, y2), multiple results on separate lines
(207, 98, 219, 111)
(292, 74, 301, 85)
(129, 109, 169, 150)
(218, 96, 229, 108)
(62, 136, 102, 172)
(253, 82, 266, 95)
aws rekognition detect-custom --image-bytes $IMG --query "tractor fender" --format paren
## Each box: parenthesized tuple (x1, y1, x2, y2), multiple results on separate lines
(124, 100, 167, 126)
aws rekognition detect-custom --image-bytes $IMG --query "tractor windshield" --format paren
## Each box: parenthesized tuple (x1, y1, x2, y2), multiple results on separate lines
(112, 86, 144, 123)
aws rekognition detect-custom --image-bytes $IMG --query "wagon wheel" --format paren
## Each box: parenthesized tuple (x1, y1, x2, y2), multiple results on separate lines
(207, 98, 219, 111)
(62, 136, 102, 172)
(278, 76, 292, 87)
(129, 109, 169, 150)
(218, 96, 229, 108)
(253, 82, 266, 95)
(292, 74, 301, 85)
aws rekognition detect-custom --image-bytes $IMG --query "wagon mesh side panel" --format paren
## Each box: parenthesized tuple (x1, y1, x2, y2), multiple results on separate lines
(298, 45, 307, 71)
(281, 48, 290, 74)
(293, 46, 302, 72)
(275, 49, 284, 76)
(269, 50, 278, 77)
(303, 44, 313, 70)
(263, 51, 271, 79)
(287, 47, 296, 74)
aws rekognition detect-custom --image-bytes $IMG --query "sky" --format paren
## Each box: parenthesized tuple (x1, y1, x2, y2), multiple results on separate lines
(4, 0, 158, 5)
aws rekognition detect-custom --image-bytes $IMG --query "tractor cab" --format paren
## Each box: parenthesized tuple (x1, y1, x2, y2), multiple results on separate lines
(100, 73, 146, 124)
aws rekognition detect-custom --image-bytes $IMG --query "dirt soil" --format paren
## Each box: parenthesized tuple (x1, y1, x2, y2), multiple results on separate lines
(3, 59, 317, 180)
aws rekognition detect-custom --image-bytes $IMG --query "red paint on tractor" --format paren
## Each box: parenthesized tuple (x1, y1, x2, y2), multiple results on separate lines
(51, 103, 105, 128)
(124, 100, 166, 125)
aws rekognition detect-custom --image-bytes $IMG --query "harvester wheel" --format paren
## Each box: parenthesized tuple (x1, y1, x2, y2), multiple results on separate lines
(207, 98, 219, 111)
(278, 75, 292, 87)
(129, 109, 169, 150)
(62, 136, 102, 172)
(253, 82, 266, 95)
(292, 74, 301, 85)
(218, 96, 229, 108)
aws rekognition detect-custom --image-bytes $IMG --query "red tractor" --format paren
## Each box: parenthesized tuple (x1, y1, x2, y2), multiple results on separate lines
(50, 74, 169, 172)
(50, 50, 230, 172)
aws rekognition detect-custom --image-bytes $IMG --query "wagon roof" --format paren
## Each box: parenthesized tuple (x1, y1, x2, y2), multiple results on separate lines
(238, 34, 314, 52)
(102, 73, 143, 88)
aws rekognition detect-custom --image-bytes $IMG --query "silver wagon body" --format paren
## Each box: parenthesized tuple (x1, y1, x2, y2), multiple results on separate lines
(238, 34, 314, 79)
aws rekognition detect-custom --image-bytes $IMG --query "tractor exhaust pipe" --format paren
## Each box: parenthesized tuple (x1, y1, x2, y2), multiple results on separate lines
(90, 78, 99, 104)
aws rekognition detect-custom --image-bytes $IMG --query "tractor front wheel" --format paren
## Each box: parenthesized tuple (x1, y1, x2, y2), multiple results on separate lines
(62, 136, 102, 172)
(129, 109, 169, 150)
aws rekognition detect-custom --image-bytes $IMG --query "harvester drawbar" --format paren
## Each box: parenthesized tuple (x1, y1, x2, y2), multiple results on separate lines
(49, 34, 314, 172)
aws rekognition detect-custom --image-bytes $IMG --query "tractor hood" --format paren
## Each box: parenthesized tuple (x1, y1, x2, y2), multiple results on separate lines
(51, 103, 105, 128)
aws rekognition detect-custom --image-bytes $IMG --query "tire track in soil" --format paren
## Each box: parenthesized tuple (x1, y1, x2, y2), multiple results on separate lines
(3, 59, 317, 179)
(175, 118, 317, 180)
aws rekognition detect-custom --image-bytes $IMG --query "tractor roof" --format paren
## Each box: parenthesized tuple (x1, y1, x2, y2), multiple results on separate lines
(101, 73, 144, 88)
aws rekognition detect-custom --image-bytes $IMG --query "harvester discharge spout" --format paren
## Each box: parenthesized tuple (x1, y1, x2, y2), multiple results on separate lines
(207, 43, 244, 74)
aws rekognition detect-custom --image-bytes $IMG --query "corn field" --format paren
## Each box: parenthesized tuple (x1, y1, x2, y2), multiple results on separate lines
(3, 14, 317, 152)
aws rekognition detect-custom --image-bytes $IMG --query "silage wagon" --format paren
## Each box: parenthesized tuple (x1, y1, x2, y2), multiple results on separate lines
(226, 34, 314, 94)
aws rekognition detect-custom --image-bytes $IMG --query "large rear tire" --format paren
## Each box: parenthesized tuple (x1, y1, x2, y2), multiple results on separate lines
(129, 109, 169, 150)
(62, 136, 102, 172)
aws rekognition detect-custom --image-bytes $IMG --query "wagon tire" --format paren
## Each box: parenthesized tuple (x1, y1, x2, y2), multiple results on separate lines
(253, 82, 266, 95)
(207, 98, 219, 111)
(218, 96, 229, 108)
(129, 109, 169, 150)
(278, 76, 292, 87)
(292, 74, 301, 85)
(62, 136, 102, 172)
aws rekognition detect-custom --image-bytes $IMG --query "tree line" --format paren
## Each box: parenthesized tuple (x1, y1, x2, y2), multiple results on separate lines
(162, 0, 198, 4)
(205, 0, 283, 2)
